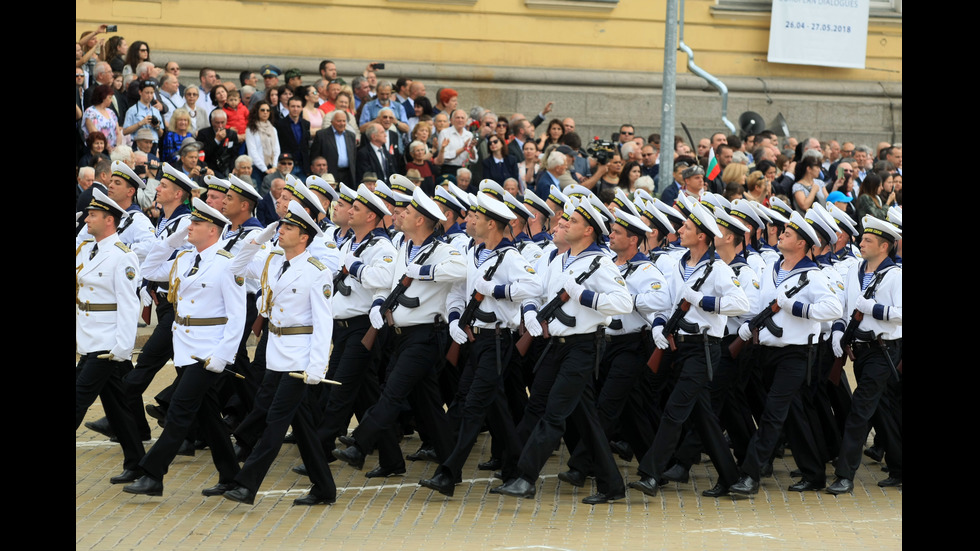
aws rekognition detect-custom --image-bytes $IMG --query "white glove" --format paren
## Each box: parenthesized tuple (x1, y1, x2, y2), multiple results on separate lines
(253, 221, 279, 244)
(738, 322, 753, 342)
(682, 286, 704, 307)
(107, 348, 128, 362)
(369, 305, 384, 329)
(164, 217, 191, 248)
(345, 250, 358, 270)
(405, 264, 423, 279)
(474, 279, 496, 297)
(651, 325, 669, 349)
(523, 310, 543, 337)
(205, 356, 227, 374)
(140, 286, 153, 308)
(775, 290, 793, 310)
(831, 331, 844, 358)
(304, 370, 322, 385)
(449, 319, 468, 344)
(855, 296, 876, 315)
(564, 279, 585, 302)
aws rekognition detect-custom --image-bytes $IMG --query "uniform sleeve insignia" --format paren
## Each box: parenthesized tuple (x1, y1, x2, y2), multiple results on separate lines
(235, 276, 245, 286)
(383, 255, 393, 263)
(449, 250, 461, 256)
(326, 243, 338, 249)
(732, 277, 741, 287)
(114, 242, 132, 253)
(125, 266, 136, 280)
(524, 266, 536, 274)
(752, 280, 760, 290)
(615, 276, 626, 287)
(828, 283, 836, 294)
(322, 284, 332, 298)
(836, 281, 845, 291)
(308, 257, 327, 271)
(216, 249, 234, 258)
(650, 282, 661, 290)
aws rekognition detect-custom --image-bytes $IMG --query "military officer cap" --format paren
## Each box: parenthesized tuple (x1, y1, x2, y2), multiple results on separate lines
(561, 198, 574, 221)
(87, 188, 126, 220)
(111, 160, 146, 190)
(228, 174, 260, 204)
(307, 175, 339, 202)
(563, 183, 592, 199)
(759, 202, 789, 225)
(637, 198, 674, 237)
(729, 198, 764, 230)
(259, 64, 282, 77)
(653, 196, 686, 228)
(355, 183, 392, 218)
(473, 192, 517, 224)
(612, 209, 652, 237)
(447, 182, 470, 211)
(438, 173, 456, 186)
(467, 193, 479, 213)
(372, 181, 398, 209)
(701, 192, 731, 213)
(391, 191, 412, 209)
(283, 67, 303, 81)
(190, 197, 231, 230)
(547, 185, 569, 208)
(862, 215, 901, 243)
(281, 199, 323, 238)
(410, 187, 447, 222)
(573, 196, 609, 236)
(502, 191, 535, 220)
(634, 188, 655, 205)
(680, 195, 722, 238)
(768, 196, 793, 221)
(886, 206, 902, 230)
(284, 177, 326, 217)
(611, 189, 641, 218)
(682, 164, 706, 179)
(204, 175, 230, 194)
(786, 210, 820, 248)
(337, 183, 357, 204)
(587, 194, 615, 227)
(522, 189, 554, 219)
(826, 203, 858, 237)
(477, 179, 506, 200)
(715, 206, 751, 236)
(434, 186, 466, 218)
(389, 174, 417, 195)
(805, 207, 838, 246)
(161, 162, 199, 194)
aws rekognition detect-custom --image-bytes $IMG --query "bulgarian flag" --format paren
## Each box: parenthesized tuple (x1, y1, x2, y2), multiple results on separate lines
(706, 157, 721, 181)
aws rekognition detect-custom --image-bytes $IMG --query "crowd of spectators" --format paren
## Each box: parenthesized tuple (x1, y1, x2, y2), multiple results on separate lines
(76, 27, 903, 231)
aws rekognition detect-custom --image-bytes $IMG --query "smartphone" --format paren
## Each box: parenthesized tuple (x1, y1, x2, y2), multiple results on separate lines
(106, 24, 118, 32)
(372, 63, 385, 71)
(836, 166, 845, 180)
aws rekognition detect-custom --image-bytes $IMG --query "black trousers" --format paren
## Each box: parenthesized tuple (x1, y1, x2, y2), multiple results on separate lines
(636, 339, 739, 487)
(120, 297, 175, 436)
(222, 295, 260, 420)
(76, 353, 145, 470)
(235, 372, 336, 499)
(138, 361, 240, 483)
(439, 330, 522, 481)
(516, 335, 624, 495)
(740, 345, 826, 485)
(352, 324, 452, 469)
(834, 340, 902, 480)
(316, 316, 381, 447)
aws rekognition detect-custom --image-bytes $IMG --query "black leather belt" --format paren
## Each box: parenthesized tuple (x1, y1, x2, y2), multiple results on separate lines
(852, 339, 899, 349)
(552, 333, 595, 345)
(335, 315, 369, 328)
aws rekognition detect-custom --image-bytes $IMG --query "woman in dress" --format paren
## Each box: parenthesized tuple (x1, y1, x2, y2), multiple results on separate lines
(518, 140, 540, 193)
(299, 85, 324, 130)
(245, 100, 281, 183)
(82, 84, 123, 149)
(182, 85, 209, 137)
(791, 155, 827, 212)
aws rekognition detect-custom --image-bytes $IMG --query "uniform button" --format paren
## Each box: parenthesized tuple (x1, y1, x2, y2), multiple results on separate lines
(89, 287, 94, 291)
(280, 308, 283, 312)
(191, 300, 195, 303)
(186, 329, 190, 333)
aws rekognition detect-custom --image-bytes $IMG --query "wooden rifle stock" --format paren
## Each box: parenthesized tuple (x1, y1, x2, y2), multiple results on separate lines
(646, 301, 688, 373)
(828, 310, 864, 386)
(445, 292, 484, 366)
(362, 275, 413, 351)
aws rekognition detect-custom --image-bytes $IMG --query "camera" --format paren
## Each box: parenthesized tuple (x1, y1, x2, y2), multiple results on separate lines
(586, 137, 616, 165)
(150, 116, 159, 127)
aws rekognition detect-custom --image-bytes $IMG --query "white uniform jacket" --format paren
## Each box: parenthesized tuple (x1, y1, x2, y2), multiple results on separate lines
(833, 257, 902, 341)
(447, 239, 542, 332)
(655, 250, 749, 340)
(334, 229, 398, 319)
(76, 233, 141, 358)
(754, 256, 843, 347)
(607, 252, 672, 336)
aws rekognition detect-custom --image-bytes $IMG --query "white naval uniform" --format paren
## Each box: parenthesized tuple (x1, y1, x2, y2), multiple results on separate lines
(141, 239, 246, 367)
(754, 257, 843, 347)
(334, 229, 398, 319)
(724, 254, 761, 335)
(657, 251, 749, 339)
(386, 235, 466, 328)
(606, 252, 672, 337)
(76, 233, 141, 358)
(836, 259, 902, 341)
(447, 240, 543, 331)
(76, 208, 156, 263)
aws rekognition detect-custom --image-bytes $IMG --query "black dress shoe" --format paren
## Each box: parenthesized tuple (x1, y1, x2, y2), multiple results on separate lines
(492, 471, 503, 480)
(760, 463, 773, 477)
(292, 464, 309, 477)
(202, 482, 237, 497)
(176, 439, 195, 456)
(332, 446, 365, 470)
(406, 445, 437, 462)
(557, 469, 586, 488)
(582, 490, 625, 504)
(628, 477, 659, 497)
(662, 464, 690, 483)
(366, 465, 407, 478)
(827, 478, 853, 494)
(788, 479, 825, 492)
(702, 482, 730, 497)
(863, 445, 884, 463)
(609, 441, 634, 462)
(110, 469, 140, 484)
(877, 476, 902, 488)
(495, 478, 536, 499)
(283, 431, 297, 444)
(293, 492, 335, 506)
(223, 485, 256, 505)
(123, 476, 163, 496)
(338, 435, 356, 447)
(789, 468, 802, 477)
(85, 417, 115, 439)
(145, 404, 166, 423)
(234, 444, 250, 462)
(729, 475, 759, 496)
(478, 457, 502, 471)
(419, 472, 456, 497)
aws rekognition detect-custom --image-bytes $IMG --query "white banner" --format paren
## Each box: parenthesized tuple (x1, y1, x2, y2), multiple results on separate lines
(768, 0, 870, 69)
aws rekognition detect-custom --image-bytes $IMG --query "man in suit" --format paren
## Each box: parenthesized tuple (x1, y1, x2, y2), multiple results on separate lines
(274, 96, 311, 179)
(310, 110, 357, 187)
(197, 109, 240, 178)
(507, 119, 534, 162)
(356, 123, 395, 184)
(84, 62, 128, 118)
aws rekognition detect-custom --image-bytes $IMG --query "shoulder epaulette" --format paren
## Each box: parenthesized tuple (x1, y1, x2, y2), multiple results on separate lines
(76, 239, 94, 257)
(114, 241, 132, 253)
(216, 249, 234, 258)
(308, 257, 327, 271)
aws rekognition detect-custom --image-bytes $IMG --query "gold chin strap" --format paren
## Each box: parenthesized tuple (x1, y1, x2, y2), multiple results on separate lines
(167, 250, 193, 306)
(259, 251, 283, 316)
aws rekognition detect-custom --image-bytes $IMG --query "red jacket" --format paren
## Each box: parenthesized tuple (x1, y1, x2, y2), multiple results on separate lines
(223, 103, 249, 136)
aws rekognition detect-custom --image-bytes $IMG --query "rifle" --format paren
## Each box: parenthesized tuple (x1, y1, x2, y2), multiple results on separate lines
(516, 256, 603, 357)
(334, 236, 378, 297)
(446, 250, 509, 366)
(829, 270, 887, 385)
(647, 258, 715, 373)
(361, 243, 438, 351)
(728, 271, 811, 359)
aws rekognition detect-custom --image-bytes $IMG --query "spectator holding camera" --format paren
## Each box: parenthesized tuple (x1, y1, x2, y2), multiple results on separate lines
(123, 79, 164, 144)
